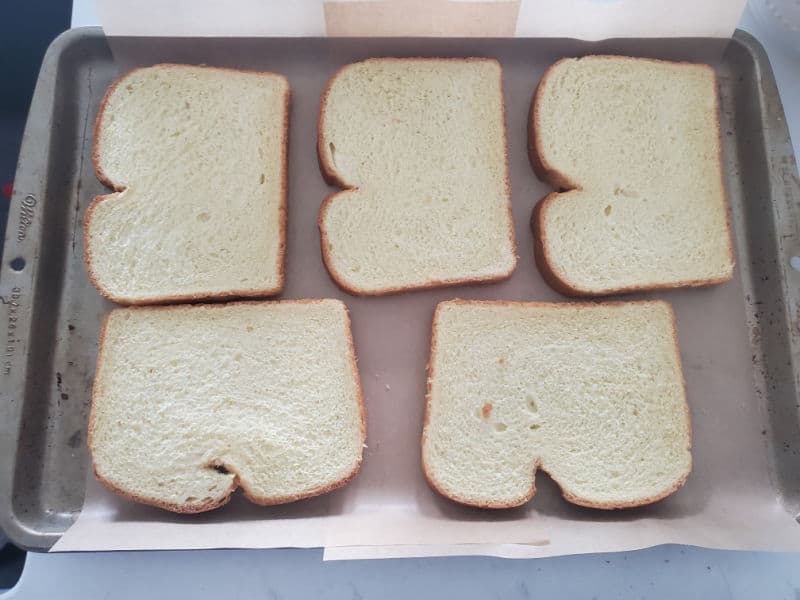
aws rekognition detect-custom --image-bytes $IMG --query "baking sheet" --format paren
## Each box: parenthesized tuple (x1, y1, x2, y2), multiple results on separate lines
(3, 29, 800, 556)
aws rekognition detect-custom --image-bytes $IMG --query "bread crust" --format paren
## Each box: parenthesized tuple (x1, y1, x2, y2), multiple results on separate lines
(421, 298, 691, 510)
(84, 64, 291, 305)
(528, 55, 735, 297)
(317, 58, 517, 296)
(88, 299, 366, 513)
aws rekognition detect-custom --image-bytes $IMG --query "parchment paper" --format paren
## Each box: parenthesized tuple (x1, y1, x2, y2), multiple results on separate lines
(52, 2, 800, 558)
(95, 0, 747, 40)
(55, 237, 800, 556)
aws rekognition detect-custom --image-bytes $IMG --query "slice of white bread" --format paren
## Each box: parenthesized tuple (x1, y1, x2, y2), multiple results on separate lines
(422, 300, 691, 509)
(530, 56, 734, 296)
(89, 299, 365, 513)
(85, 64, 289, 304)
(318, 58, 517, 295)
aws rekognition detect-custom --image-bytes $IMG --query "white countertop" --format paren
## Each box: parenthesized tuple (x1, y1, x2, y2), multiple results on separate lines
(3, 4, 799, 598)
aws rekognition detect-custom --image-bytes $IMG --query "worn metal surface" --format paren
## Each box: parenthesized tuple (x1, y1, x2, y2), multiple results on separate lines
(0, 28, 798, 551)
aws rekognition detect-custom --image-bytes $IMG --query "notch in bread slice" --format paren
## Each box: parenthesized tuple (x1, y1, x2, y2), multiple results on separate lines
(530, 56, 734, 296)
(89, 299, 364, 513)
(318, 58, 517, 295)
(422, 299, 691, 509)
(85, 64, 289, 304)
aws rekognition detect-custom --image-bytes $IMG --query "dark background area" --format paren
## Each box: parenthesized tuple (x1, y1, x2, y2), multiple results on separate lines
(0, 0, 73, 588)
(0, 0, 73, 249)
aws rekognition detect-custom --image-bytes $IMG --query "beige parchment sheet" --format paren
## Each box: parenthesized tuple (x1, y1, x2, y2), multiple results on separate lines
(53, 0, 800, 559)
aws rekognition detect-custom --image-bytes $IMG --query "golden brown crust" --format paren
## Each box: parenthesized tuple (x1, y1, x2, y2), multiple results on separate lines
(527, 57, 581, 192)
(88, 308, 233, 514)
(556, 302, 691, 509)
(88, 298, 366, 513)
(421, 299, 537, 509)
(91, 465, 238, 514)
(421, 298, 691, 510)
(317, 58, 517, 296)
(317, 64, 351, 189)
(529, 56, 735, 298)
(530, 193, 587, 296)
(706, 65, 736, 277)
(85, 64, 291, 306)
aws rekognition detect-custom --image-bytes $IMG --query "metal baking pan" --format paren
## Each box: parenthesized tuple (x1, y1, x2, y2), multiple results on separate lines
(1, 27, 799, 552)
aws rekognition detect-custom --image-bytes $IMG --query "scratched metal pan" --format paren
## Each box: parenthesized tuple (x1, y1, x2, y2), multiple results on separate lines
(1, 27, 799, 551)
